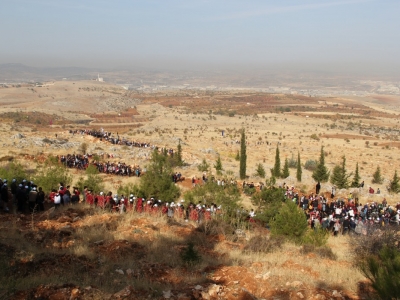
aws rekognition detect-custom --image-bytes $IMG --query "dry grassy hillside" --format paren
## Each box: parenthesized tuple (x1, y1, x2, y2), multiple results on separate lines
(0, 81, 400, 299)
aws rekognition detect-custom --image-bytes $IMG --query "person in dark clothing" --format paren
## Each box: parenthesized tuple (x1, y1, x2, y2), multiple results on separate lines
(1, 183, 9, 212)
(316, 181, 321, 195)
(10, 179, 18, 204)
(36, 187, 45, 211)
(342, 216, 350, 235)
(16, 185, 27, 213)
(71, 191, 80, 204)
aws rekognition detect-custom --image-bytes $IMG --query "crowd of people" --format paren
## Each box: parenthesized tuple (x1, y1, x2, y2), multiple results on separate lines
(279, 184, 400, 235)
(0, 178, 47, 213)
(69, 129, 174, 155)
(59, 154, 143, 177)
(0, 176, 223, 223)
(0, 178, 223, 222)
(80, 190, 222, 222)
(55, 128, 179, 177)
(1, 172, 399, 238)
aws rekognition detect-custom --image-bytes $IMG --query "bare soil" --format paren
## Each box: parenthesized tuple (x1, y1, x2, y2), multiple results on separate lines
(1, 80, 399, 299)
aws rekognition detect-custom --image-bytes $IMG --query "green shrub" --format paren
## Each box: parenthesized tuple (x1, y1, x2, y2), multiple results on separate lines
(180, 242, 201, 267)
(197, 158, 210, 172)
(244, 235, 284, 253)
(117, 182, 144, 198)
(197, 219, 235, 237)
(34, 156, 72, 193)
(301, 227, 329, 247)
(359, 246, 400, 300)
(304, 159, 318, 171)
(372, 166, 383, 184)
(287, 156, 297, 169)
(310, 133, 320, 141)
(301, 244, 337, 260)
(140, 150, 180, 202)
(270, 201, 308, 244)
(184, 181, 241, 212)
(255, 163, 266, 178)
(0, 162, 29, 183)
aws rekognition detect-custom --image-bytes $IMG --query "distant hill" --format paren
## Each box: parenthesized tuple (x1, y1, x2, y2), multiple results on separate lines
(0, 63, 98, 82)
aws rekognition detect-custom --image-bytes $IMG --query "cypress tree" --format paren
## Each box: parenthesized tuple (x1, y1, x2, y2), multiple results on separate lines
(176, 140, 183, 166)
(389, 170, 400, 193)
(271, 146, 281, 178)
(239, 129, 247, 180)
(312, 146, 330, 182)
(372, 166, 383, 184)
(330, 156, 352, 189)
(282, 158, 290, 178)
(296, 152, 302, 182)
(214, 155, 223, 176)
(351, 162, 361, 187)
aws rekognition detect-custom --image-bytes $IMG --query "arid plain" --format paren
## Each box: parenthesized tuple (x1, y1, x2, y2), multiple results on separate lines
(1, 80, 399, 201)
(0, 80, 400, 299)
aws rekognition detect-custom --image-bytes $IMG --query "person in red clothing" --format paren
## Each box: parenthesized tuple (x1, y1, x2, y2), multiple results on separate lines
(103, 192, 112, 210)
(162, 203, 168, 215)
(48, 189, 56, 203)
(204, 208, 211, 220)
(152, 203, 159, 215)
(177, 204, 184, 219)
(189, 206, 198, 221)
(136, 197, 143, 213)
(144, 200, 152, 213)
(97, 192, 105, 208)
(86, 190, 94, 205)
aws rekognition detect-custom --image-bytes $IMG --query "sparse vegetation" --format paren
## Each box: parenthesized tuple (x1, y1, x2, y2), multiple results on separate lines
(239, 129, 247, 180)
(255, 163, 266, 178)
(330, 156, 352, 189)
(270, 146, 281, 178)
(312, 146, 330, 182)
(372, 166, 383, 184)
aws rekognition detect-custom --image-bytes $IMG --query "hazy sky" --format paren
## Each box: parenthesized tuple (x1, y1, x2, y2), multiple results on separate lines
(1, 0, 399, 73)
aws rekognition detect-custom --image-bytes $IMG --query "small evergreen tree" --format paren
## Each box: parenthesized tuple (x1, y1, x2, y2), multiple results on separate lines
(0, 161, 28, 183)
(140, 150, 180, 202)
(34, 156, 72, 193)
(351, 162, 361, 188)
(270, 201, 308, 243)
(312, 146, 330, 182)
(281, 158, 290, 178)
(271, 146, 281, 177)
(235, 150, 240, 161)
(214, 155, 223, 176)
(79, 142, 88, 155)
(77, 165, 105, 195)
(372, 166, 383, 184)
(239, 129, 247, 180)
(330, 156, 352, 189)
(296, 152, 302, 182)
(176, 140, 183, 166)
(184, 179, 241, 210)
(360, 246, 400, 300)
(287, 153, 298, 168)
(197, 158, 210, 173)
(251, 184, 284, 224)
(255, 163, 266, 178)
(180, 242, 201, 267)
(389, 170, 400, 193)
